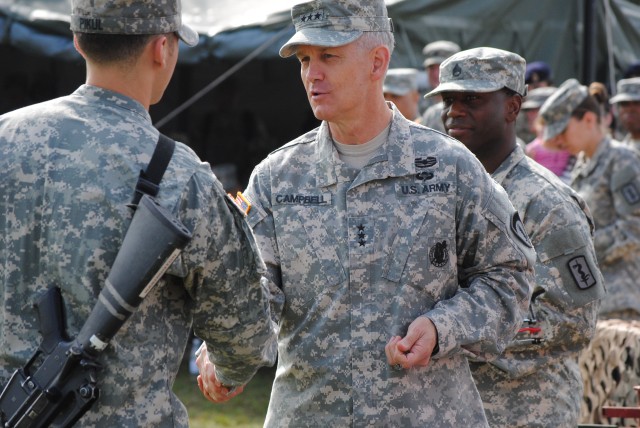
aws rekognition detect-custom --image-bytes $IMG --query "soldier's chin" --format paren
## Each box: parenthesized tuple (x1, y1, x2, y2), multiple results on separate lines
(447, 128, 471, 141)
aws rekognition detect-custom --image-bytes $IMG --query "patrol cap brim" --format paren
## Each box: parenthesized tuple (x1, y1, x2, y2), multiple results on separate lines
(279, 28, 362, 58)
(610, 93, 640, 104)
(425, 80, 503, 98)
(521, 99, 543, 109)
(423, 56, 447, 68)
(383, 86, 412, 96)
(542, 118, 570, 142)
(177, 22, 199, 47)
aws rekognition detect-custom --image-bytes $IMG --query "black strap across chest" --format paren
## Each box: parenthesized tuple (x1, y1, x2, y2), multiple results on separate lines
(130, 133, 175, 207)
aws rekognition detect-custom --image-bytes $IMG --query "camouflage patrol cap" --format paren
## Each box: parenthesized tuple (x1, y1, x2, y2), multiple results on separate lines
(383, 68, 418, 96)
(279, 0, 393, 58)
(539, 78, 588, 141)
(610, 77, 640, 104)
(425, 47, 527, 98)
(70, 0, 199, 47)
(422, 40, 460, 68)
(522, 86, 557, 110)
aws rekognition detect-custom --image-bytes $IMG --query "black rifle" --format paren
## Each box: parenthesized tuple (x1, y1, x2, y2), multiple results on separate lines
(0, 195, 192, 427)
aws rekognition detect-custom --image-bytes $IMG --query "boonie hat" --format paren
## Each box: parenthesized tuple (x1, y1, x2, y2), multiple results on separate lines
(610, 77, 640, 104)
(70, 0, 199, 47)
(425, 47, 527, 98)
(539, 78, 588, 141)
(522, 86, 557, 110)
(525, 61, 552, 85)
(279, 0, 393, 58)
(422, 40, 460, 68)
(383, 68, 418, 96)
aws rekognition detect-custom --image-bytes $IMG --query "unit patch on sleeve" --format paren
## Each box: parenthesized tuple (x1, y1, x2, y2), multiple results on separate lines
(622, 182, 640, 205)
(567, 256, 597, 290)
(511, 212, 533, 248)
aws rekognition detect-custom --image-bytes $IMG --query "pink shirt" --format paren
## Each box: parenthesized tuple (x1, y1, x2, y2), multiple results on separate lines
(526, 138, 573, 177)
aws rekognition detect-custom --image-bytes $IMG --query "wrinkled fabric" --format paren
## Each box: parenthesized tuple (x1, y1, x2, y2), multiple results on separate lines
(279, 0, 393, 57)
(70, 0, 199, 47)
(245, 105, 535, 427)
(426, 47, 527, 98)
(471, 145, 604, 428)
(0, 85, 277, 427)
(570, 138, 640, 318)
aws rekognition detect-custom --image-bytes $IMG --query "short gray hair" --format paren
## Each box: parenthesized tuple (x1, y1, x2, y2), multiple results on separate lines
(356, 31, 395, 56)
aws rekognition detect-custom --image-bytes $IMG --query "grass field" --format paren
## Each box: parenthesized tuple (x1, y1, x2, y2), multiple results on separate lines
(173, 365, 275, 428)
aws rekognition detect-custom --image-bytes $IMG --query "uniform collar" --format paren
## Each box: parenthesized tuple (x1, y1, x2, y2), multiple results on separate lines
(315, 103, 416, 187)
(491, 144, 526, 185)
(574, 137, 610, 179)
(73, 84, 152, 123)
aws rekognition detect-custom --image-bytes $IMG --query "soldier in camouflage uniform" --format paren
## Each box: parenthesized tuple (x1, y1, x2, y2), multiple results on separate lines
(383, 68, 422, 122)
(610, 77, 640, 149)
(427, 47, 604, 427)
(419, 40, 460, 132)
(0, 0, 278, 425)
(542, 78, 640, 320)
(198, 2, 535, 426)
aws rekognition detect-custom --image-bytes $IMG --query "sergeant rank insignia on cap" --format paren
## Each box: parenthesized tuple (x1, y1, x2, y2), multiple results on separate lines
(227, 191, 252, 216)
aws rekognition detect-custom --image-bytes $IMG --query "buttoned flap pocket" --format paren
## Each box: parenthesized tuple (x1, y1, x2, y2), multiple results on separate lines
(382, 198, 456, 292)
(536, 225, 605, 308)
(273, 203, 346, 305)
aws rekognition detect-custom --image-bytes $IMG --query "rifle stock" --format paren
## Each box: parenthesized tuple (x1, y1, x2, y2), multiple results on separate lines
(0, 195, 192, 427)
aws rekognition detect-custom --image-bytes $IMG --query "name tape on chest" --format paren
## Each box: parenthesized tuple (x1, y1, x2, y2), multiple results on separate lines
(274, 193, 332, 205)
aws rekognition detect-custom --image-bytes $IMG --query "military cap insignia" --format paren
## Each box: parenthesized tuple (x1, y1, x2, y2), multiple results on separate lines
(452, 63, 462, 77)
(299, 9, 326, 23)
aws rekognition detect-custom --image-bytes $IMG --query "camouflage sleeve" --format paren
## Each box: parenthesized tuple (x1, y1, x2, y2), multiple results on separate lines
(178, 171, 278, 386)
(244, 161, 286, 328)
(503, 195, 603, 373)
(426, 169, 535, 360)
(594, 161, 640, 264)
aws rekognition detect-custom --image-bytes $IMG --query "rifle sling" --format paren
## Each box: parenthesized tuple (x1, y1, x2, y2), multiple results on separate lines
(130, 133, 175, 207)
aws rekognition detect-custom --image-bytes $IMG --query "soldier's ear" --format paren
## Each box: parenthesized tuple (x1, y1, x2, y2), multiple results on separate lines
(73, 34, 85, 58)
(505, 93, 522, 122)
(370, 45, 390, 81)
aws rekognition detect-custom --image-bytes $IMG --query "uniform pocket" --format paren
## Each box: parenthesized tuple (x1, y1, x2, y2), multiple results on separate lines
(274, 205, 346, 305)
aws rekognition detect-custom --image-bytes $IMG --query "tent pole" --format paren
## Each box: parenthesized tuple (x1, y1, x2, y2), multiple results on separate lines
(603, 0, 616, 95)
(155, 24, 294, 129)
(582, 0, 596, 84)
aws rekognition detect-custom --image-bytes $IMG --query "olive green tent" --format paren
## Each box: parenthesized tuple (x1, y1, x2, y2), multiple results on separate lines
(0, 0, 638, 187)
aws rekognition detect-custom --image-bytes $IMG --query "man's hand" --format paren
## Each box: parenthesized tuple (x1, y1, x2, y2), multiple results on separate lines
(195, 342, 245, 403)
(385, 316, 438, 369)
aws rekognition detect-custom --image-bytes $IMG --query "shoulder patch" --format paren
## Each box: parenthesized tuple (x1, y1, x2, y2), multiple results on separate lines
(511, 212, 533, 248)
(226, 191, 251, 216)
(621, 182, 640, 205)
(567, 256, 597, 290)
